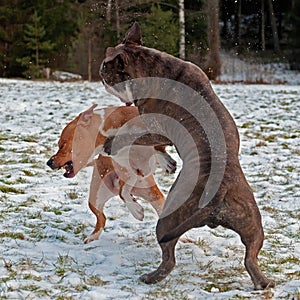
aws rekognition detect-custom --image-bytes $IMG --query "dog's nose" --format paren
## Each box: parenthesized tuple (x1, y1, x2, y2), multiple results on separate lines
(47, 158, 55, 169)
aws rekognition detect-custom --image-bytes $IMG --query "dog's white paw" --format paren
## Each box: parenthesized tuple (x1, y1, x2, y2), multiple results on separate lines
(156, 152, 176, 174)
(126, 201, 144, 221)
(84, 229, 103, 244)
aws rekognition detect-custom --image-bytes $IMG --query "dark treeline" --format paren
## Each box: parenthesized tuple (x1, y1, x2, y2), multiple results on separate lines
(0, 0, 299, 80)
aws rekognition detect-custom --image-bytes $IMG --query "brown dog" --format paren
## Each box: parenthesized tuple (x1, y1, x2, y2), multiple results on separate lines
(100, 22, 274, 289)
(47, 104, 176, 243)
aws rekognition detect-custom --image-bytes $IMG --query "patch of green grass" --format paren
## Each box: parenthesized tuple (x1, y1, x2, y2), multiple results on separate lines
(0, 177, 26, 185)
(145, 286, 191, 299)
(241, 122, 254, 129)
(65, 189, 79, 200)
(0, 185, 24, 194)
(256, 141, 267, 147)
(286, 166, 295, 172)
(278, 256, 300, 265)
(27, 211, 43, 220)
(28, 228, 46, 240)
(281, 142, 289, 149)
(0, 231, 25, 240)
(211, 229, 236, 239)
(23, 169, 35, 176)
(53, 253, 76, 277)
(22, 135, 39, 143)
(23, 273, 42, 281)
(57, 296, 73, 300)
(292, 149, 300, 155)
(43, 206, 72, 216)
(262, 206, 279, 214)
(264, 135, 276, 142)
(286, 210, 300, 219)
(73, 223, 87, 235)
(286, 270, 300, 279)
(19, 156, 38, 164)
(0, 132, 9, 141)
(85, 275, 108, 286)
(20, 197, 37, 207)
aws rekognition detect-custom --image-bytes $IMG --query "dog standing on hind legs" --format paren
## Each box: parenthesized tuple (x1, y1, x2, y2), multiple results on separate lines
(100, 22, 275, 289)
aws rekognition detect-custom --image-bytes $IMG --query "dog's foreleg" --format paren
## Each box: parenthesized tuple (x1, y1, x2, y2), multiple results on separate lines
(132, 175, 165, 216)
(119, 181, 144, 221)
(155, 150, 177, 174)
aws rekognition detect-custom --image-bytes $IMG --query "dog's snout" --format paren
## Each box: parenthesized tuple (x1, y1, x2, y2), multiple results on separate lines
(47, 158, 55, 169)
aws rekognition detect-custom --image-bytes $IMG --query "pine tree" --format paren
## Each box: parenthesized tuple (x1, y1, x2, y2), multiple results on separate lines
(142, 4, 179, 56)
(17, 11, 54, 78)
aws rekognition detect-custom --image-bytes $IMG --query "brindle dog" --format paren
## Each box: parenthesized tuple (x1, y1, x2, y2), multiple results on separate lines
(100, 22, 275, 290)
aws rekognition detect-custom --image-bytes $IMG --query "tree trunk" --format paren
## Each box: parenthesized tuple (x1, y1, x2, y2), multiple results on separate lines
(235, 0, 242, 46)
(106, 0, 112, 22)
(115, 0, 120, 40)
(267, 0, 280, 52)
(88, 38, 92, 82)
(261, 0, 265, 51)
(205, 0, 221, 80)
(179, 0, 185, 60)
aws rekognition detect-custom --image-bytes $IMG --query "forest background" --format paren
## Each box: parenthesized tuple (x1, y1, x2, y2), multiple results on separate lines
(0, 0, 299, 81)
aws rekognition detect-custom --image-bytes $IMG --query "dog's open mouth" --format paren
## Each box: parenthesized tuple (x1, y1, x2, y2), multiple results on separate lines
(63, 161, 75, 178)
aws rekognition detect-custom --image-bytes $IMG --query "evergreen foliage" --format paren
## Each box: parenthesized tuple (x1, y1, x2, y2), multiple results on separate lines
(0, 0, 298, 79)
(16, 11, 54, 78)
(141, 4, 179, 55)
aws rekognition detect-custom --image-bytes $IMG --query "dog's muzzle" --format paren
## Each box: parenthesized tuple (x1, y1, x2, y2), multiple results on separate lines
(101, 77, 133, 106)
(47, 158, 75, 178)
(47, 158, 55, 170)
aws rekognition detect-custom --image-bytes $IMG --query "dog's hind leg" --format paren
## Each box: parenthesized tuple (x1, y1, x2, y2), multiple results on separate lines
(119, 181, 144, 221)
(84, 162, 117, 244)
(85, 201, 106, 244)
(220, 184, 275, 290)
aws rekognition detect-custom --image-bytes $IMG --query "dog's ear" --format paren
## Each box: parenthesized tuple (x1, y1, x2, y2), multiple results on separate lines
(123, 22, 142, 45)
(79, 104, 97, 126)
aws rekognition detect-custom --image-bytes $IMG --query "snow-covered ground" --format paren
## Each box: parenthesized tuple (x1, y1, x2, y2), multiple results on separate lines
(0, 79, 299, 299)
(219, 53, 300, 85)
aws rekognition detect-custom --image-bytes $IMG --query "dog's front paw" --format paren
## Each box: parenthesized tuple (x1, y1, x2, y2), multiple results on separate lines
(165, 158, 177, 174)
(156, 152, 177, 174)
(126, 201, 144, 221)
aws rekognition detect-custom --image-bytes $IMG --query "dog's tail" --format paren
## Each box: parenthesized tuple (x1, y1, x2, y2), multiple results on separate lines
(158, 207, 213, 243)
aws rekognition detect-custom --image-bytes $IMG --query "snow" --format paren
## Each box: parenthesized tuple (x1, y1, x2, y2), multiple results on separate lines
(219, 53, 300, 85)
(0, 78, 299, 299)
